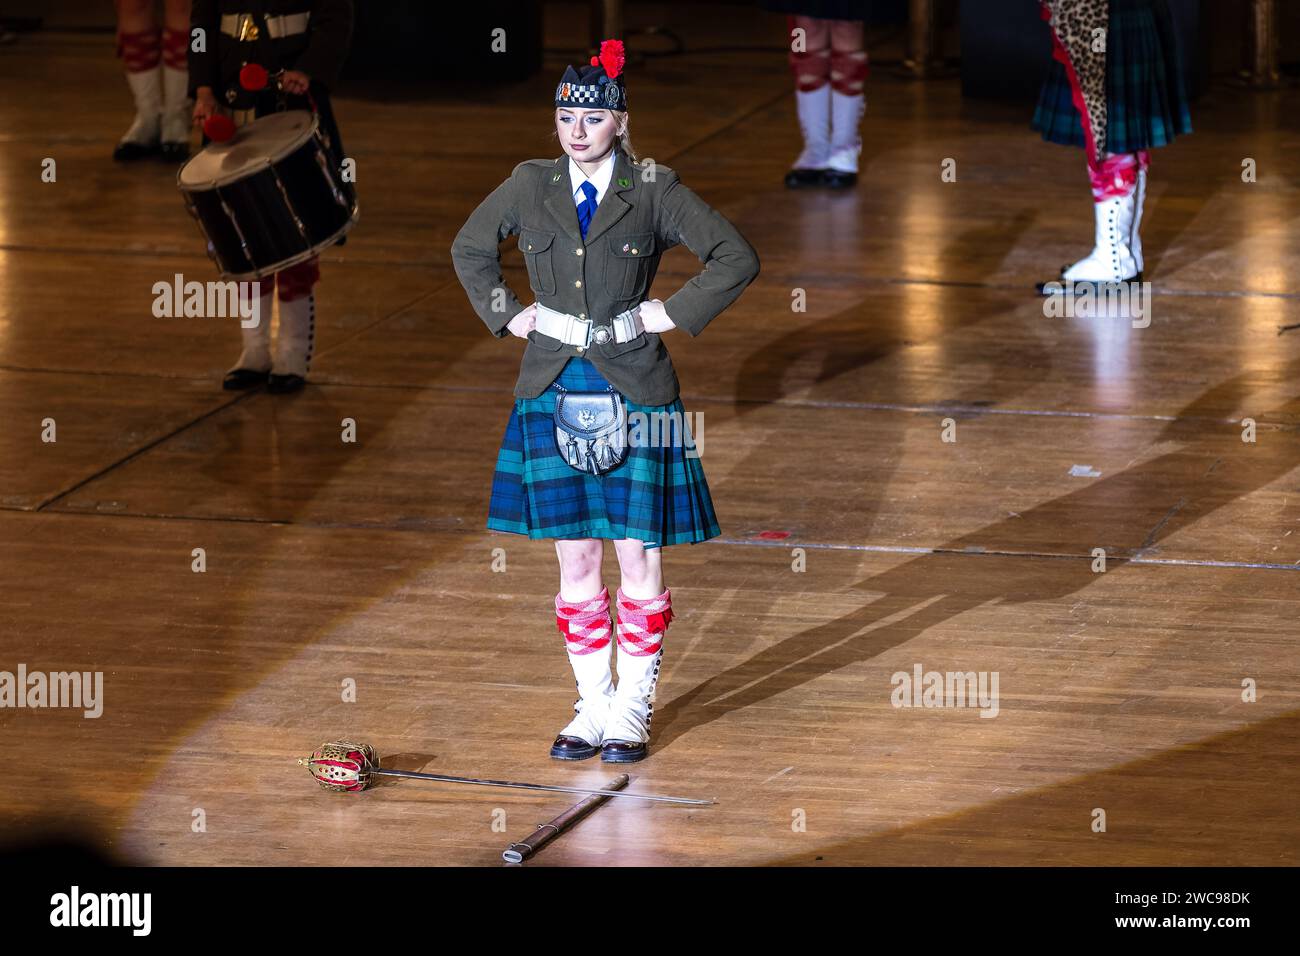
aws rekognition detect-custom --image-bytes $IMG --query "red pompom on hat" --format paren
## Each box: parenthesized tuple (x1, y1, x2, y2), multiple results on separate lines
(203, 113, 237, 143)
(594, 39, 625, 79)
(239, 62, 269, 91)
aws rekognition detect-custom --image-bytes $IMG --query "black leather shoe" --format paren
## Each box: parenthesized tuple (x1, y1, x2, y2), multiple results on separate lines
(550, 735, 600, 761)
(784, 167, 827, 189)
(821, 169, 857, 189)
(267, 373, 306, 394)
(112, 140, 159, 162)
(159, 141, 189, 162)
(222, 368, 268, 391)
(600, 739, 648, 763)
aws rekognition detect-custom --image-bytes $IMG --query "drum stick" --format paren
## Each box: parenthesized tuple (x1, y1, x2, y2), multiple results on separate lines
(502, 773, 630, 863)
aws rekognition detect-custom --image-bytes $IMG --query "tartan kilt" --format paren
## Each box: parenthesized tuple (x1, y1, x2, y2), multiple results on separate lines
(486, 358, 721, 548)
(1033, 0, 1192, 154)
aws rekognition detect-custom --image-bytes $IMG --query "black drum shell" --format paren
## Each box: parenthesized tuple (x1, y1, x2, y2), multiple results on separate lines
(180, 125, 357, 280)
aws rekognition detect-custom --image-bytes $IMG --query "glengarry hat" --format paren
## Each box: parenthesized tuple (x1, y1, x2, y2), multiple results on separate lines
(555, 39, 626, 111)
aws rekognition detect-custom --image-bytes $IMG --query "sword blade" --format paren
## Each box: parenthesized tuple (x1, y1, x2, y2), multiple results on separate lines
(370, 767, 713, 806)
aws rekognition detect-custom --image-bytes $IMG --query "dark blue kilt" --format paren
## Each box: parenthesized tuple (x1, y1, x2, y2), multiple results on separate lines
(486, 358, 721, 549)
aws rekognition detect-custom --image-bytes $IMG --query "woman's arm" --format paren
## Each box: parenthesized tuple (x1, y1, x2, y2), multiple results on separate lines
(451, 164, 531, 339)
(657, 170, 761, 337)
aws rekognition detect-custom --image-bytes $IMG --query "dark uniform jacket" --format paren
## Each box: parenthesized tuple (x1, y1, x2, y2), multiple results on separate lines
(188, 0, 353, 203)
(451, 150, 760, 406)
(188, 0, 354, 101)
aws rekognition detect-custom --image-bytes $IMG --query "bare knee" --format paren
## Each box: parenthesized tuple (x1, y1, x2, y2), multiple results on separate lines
(829, 19, 864, 51)
(164, 0, 191, 29)
(556, 539, 604, 597)
(614, 540, 663, 598)
(793, 15, 830, 48)
(116, 0, 156, 22)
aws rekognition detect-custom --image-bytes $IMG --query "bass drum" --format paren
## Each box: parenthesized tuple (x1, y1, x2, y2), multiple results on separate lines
(178, 110, 358, 280)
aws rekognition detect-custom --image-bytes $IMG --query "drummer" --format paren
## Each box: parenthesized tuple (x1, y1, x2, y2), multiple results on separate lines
(189, 0, 354, 393)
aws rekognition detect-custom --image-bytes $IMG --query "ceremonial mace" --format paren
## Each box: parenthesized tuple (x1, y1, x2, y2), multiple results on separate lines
(299, 740, 714, 807)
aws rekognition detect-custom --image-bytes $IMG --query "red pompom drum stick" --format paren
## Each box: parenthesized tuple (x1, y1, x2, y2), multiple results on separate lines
(202, 114, 236, 142)
(239, 62, 269, 91)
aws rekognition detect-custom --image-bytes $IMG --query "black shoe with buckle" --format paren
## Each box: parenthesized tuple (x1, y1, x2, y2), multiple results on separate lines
(267, 373, 306, 394)
(550, 735, 600, 761)
(113, 140, 160, 162)
(784, 167, 827, 189)
(223, 368, 268, 390)
(821, 169, 857, 189)
(600, 739, 648, 763)
(159, 141, 190, 162)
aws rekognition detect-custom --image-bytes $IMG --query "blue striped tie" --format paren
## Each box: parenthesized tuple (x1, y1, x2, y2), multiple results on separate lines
(576, 181, 598, 239)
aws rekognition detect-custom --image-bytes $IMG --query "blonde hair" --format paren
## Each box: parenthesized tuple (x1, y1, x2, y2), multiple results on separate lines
(611, 111, 638, 163)
(552, 109, 638, 164)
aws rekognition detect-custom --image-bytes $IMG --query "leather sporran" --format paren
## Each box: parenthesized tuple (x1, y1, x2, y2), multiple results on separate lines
(552, 383, 628, 475)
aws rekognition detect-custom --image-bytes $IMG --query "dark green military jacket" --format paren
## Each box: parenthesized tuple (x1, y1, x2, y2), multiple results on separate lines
(450, 150, 760, 405)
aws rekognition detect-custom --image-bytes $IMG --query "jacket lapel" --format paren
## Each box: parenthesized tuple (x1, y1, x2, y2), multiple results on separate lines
(543, 156, 582, 243)
(581, 151, 634, 245)
(543, 151, 635, 246)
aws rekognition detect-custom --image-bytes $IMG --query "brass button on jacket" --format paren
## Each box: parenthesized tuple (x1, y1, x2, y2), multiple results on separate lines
(450, 151, 760, 406)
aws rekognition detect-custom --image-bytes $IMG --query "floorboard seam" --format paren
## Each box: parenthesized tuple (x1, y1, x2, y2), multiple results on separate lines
(6, 508, 1298, 571)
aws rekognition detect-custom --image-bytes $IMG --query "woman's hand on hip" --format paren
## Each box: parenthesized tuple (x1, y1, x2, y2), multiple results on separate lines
(507, 304, 538, 338)
(638, 299, 676, 334)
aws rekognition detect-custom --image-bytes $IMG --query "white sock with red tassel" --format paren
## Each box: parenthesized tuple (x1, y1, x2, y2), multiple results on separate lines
(604, 587, 672, 747)
(554, 587, 615, 747)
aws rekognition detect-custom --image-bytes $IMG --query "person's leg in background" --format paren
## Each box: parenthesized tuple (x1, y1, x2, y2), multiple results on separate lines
(783, 15, 831, 188)
(113, 0, 162, 161)
(551, 539, 614, 760)
(601, 540, 671, 763)
(825, 18, 868, 189)
(268, 258, 319, 394)
(159, 0, 192, 160)
(1061, 149, 1149, 284)
(224, 278, 274, 390)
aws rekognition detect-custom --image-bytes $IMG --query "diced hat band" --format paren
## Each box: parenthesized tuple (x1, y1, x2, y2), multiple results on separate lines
(555, 38, 627, 112)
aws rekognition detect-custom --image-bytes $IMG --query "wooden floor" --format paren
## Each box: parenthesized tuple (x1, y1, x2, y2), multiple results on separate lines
(2, 6, 1298, 866)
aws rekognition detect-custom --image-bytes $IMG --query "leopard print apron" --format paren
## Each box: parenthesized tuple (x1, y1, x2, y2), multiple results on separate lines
(1042, 0, 1110, 163)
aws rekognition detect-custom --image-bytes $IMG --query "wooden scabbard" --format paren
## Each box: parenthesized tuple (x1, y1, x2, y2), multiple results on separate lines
(502, 773, 630, 863)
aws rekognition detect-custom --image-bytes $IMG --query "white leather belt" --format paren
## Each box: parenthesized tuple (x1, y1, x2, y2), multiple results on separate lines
(221, 12, 311, 41)
(534, 303, 644, 349)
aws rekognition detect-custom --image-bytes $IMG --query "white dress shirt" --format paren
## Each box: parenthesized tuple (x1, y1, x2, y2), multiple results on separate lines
(568, 150, 617, 207)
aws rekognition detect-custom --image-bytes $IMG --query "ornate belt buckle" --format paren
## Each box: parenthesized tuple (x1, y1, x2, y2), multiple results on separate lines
(593, 326, 612, 345)
(236, 14, 260, 41)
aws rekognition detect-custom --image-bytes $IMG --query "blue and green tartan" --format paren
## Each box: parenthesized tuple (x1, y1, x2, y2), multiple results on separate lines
(487, 358, 721, 548)
(1033, 0, 1192, 154)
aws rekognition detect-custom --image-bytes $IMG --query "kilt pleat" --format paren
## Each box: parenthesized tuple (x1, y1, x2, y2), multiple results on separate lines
(1033, 0, 1192, 154)
(486, 358, 721, 547)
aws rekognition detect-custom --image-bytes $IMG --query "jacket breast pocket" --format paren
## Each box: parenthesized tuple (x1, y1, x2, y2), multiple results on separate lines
(519, 227, 557, 296)
(603, 231, 656, 300)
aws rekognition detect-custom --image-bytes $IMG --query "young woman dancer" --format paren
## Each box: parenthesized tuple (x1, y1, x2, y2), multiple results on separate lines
(451, 40, 760, 763)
